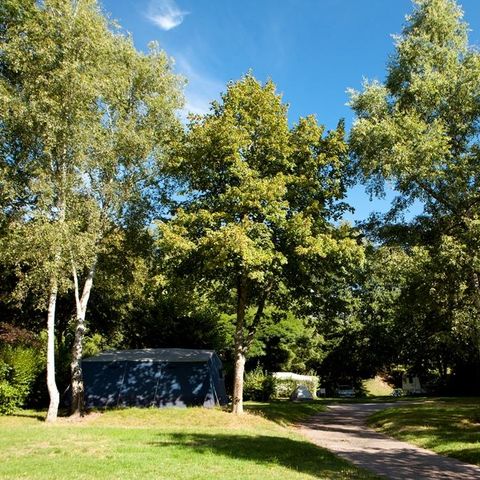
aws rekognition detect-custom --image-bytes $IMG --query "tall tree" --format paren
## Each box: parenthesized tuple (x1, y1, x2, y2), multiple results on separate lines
(350, 0, 480, 224)
(0, 0, 182, 419)
(67, 36, 182, 418)
(349, 0, 480, 364)
(159, 74, 363, 413)
(1, 0, 109, 422)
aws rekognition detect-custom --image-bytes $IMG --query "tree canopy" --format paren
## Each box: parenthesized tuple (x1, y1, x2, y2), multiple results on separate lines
(349, 0, 480, 389)
(158, 74, 363, 412)
(3, 0, 480, 416)
(0, 0, 182, 419)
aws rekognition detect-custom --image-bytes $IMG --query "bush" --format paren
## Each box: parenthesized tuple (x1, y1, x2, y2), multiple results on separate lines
(244, 366, 276, 401)
(0, 345, 43, 414)
(0, 381, 22, 414)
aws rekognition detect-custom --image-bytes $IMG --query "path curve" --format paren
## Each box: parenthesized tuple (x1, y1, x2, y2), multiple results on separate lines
(297, 402, 480, 480)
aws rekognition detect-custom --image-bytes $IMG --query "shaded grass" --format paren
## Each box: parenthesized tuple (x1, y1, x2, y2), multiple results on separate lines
(0, 406, 380, 480)
(313, 396, 425, 404)
(367, 397, 480, 466)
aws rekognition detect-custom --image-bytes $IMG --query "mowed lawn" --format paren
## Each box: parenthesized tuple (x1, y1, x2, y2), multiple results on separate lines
(368, 397, 480, 465)
(0, 401, 379, 480)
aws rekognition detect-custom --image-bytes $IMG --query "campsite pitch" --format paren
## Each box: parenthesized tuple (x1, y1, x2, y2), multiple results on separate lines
(0, 404, 379, 480)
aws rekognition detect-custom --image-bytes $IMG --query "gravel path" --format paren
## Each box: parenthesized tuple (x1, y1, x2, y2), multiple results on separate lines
(297, 402, 480, 480)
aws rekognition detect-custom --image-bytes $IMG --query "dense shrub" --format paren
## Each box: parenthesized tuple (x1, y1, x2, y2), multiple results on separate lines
(0, 381, 20, 414)
(0, 345, 43, 414)
(244, 366, 276, 401)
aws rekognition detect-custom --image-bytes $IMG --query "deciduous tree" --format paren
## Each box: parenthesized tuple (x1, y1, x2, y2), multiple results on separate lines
(159, 74, 363, 413)
(0, 0, 182, 419)
(350, 0, 480, 385)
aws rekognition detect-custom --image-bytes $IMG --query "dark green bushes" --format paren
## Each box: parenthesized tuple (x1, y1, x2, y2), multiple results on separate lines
(0, 324, 43, 414)
(244, 366, 276, 401)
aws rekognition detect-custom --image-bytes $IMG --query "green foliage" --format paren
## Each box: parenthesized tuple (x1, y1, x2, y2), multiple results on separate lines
(243, 366, 275, 401)
(1, 0, 182, 294)
(0, 345, 42, 414)
(83, 334, 108, 359)
(248, 309, 326, 373)
(1, 0, 183, 417)
(350, 0, 476, 207)
(0, 382, 19, 415)
(349, 0, 480, 387)
(159, 73, 363, 409)
(160, 72, 362, 304)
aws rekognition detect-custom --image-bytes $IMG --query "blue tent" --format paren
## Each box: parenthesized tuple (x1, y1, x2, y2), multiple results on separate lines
(82, 348, 228, 408)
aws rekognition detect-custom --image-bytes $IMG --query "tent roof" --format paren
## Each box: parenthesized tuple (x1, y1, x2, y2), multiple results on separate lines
(83, 348, 216, 363)
(273, 372, 318, 382)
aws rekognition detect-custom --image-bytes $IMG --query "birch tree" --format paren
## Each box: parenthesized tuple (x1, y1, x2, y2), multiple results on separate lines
(1, 0, 110, 422)
(68, 37, 182, 416)
(1, 0, 182, 419)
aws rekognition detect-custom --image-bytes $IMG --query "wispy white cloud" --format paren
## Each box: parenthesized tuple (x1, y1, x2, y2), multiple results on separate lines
(175, 54, 224, 119)
(147, 0, 188, 31)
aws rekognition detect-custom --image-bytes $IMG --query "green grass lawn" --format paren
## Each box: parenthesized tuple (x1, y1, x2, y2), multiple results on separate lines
(245, 399, 327, 426)
(367, 397, 480, 466)
(362, 377, 394, 397)
(0, 402, 380, 480)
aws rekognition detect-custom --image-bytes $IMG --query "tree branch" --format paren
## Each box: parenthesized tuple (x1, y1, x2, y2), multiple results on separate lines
(245, 283, 273, 350)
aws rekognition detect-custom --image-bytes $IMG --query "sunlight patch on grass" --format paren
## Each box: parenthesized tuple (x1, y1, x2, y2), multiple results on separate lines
(362, 377, 394, 397)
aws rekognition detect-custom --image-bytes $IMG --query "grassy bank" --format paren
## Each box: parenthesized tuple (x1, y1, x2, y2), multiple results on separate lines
(367, 397, 480, 465)
(0, 403, 379, 480)
(245, 399, 327, 425)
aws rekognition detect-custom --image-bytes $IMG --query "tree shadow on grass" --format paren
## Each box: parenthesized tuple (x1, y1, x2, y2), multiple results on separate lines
(151, 432, 376, 479)
(9, 408, 71, 422)
(370, 404, 480, 464)
(10, 412, 46, 422)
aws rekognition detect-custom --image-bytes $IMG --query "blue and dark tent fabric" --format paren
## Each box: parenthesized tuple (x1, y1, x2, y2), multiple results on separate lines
(82, 348, 228, 408)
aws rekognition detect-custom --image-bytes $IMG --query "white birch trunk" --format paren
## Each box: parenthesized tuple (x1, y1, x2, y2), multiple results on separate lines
(46, 280, 60, 423)
(70, 260, 96, 416)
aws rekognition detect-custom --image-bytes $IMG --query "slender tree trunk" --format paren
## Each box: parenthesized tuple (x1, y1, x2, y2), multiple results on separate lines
(44, 161, 70, 422)
(45, 178, 66, 423)
(70, 260, 96, 416)
(46, 280, 60, 423)
(232, 275, 247, 415)
(471, 271, 480, 361)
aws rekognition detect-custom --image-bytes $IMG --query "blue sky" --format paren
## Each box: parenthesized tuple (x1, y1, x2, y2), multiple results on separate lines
(101, 0, 480, 222)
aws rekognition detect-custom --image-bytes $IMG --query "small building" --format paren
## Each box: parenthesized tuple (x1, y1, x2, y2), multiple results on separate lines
(402, 374, 425, 395)
(83, 348, 228, 408)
